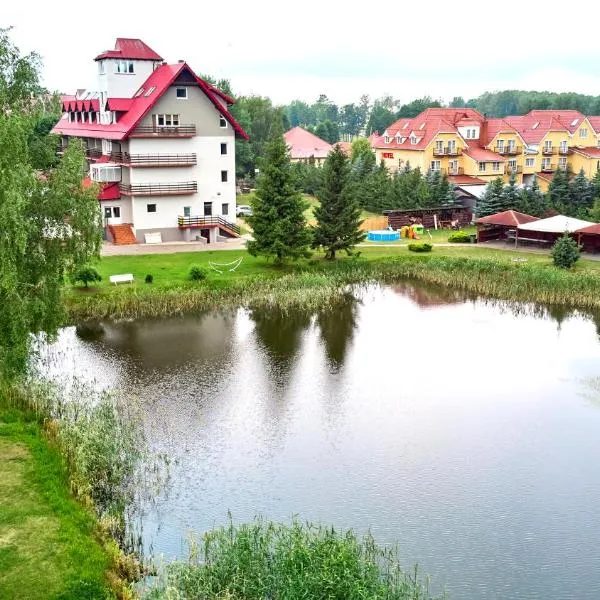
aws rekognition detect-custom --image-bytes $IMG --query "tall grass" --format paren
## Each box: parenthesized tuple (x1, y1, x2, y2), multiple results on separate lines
(66, 255, 600, 322)
(143, 518, 443, 600)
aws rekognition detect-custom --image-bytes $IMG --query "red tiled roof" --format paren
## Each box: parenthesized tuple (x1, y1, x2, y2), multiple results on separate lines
(448, 175, 488, 185)
(527, 110, 586, 133)
(483, 118, 522, 145)
(106, 98, 133, 112)
(504, 114, 570, 144)
(284, 127, 332, 159)
(94, 38, 162, 62)
(588, 116, 600, 133)
(463, 146, 507, 162)
(475, 210, 539, 226)
(53, 63, 249, 141)
(571, 146, 600, 158)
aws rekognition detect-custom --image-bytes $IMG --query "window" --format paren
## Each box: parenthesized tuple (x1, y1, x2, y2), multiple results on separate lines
(222, 203, 229, 215)
(146, 204, 157, 213)
(542, 158, 551, 169)
(544, 140, 553, 151)
(176, 87, 188, 99)
(508, 160, 516, 170)
(219, 115, 227, 128)
(104, 206, 120, 219)
(571, 119, 579, 127)
(430, 160, 441, 171)
(410, 136, 417, 145)
(525, 158, 535, 167)
(478, 162, 486, 172)
(102, 139, 112, 155)
(221, 170, 228, 182)
(559, 140, 568, 151)
(183, 206, 191, 217)
(156, 114, 180, 127)
(221, 143, 227, 155)
(204, 202, 212, 216)
(559, 157, 568, 169)
(497, 139, 504, 150)
(116, 60, 134, 74)
(492, 162, 500, 172)
(144, 86, 156, 97)
(435, 140, 444, 152)
(135, 88, 145, 97)
(99, 61, 105, 75)
(471, 129, 477, 138)
(580, 128, 588, 138)
(396, 136, 402, 144)
(384, 136, 390, 143)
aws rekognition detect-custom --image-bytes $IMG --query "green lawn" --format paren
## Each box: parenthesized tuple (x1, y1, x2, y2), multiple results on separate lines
(362, 226, 477, 246)
(0, 405, 114, 599)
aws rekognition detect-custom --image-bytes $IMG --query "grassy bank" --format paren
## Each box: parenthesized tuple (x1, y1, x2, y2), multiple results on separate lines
(66, 247, 600, 321)
(0, 395, 114, 599)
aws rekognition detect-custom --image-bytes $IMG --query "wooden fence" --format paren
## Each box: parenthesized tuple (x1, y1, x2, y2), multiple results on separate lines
(360, 216, 388, 231)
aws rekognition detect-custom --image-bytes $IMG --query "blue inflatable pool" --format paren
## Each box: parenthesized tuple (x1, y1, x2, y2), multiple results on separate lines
(367, 230, 400, 242)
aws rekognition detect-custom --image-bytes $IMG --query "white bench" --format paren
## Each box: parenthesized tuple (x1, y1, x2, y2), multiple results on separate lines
(109, 273, 134, 285)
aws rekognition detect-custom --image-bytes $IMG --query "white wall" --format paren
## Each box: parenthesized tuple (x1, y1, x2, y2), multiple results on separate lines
(97, 59, 157, 99)
(101, 198, 133, 224)
(132, 195, 189, 230)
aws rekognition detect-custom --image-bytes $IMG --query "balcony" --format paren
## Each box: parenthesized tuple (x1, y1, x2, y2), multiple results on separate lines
(111, 152, 197, 167)
(119, 181, 197, 196)
(130, 125, 196, 138)
(542, 146, 556, 155)
(541, 163, 556, 173)
(558, 146, 571, 155)
(91, 164, 121, 183)
(448, 167, 465, 176)
(495, 145, 522, 155)
(432, 146, 462, 157)
(178, 215, 241, 236)
(506, 165, 523, 174)
(86, 148, 103, 160)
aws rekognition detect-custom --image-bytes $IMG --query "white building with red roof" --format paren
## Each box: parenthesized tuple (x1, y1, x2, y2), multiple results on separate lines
(53, 38, 248, 244)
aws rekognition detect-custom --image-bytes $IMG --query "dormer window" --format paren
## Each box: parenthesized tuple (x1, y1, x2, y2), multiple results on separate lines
(410, 136, 418, 145)
(384, 135, 390, 143)
(116, 60, 134, 74)
(466, 129, 471, 139)
(396, 136, 402, 144)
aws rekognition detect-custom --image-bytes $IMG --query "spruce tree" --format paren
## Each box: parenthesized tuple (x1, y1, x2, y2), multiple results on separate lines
(501, 170, 520, 211)
(476, 177, 505, 217)
(548, 167, 571, 214)
(312, 145, 365, 259)
(569, 168, 593, 216)
(246, 135, 311, 263)
(518, 176, 547, 216)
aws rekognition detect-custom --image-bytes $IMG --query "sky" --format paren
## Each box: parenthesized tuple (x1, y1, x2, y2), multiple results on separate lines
(5, 0, 600, 106)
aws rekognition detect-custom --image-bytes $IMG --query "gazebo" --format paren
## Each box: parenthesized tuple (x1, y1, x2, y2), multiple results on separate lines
(515, 215, 595, 247)
(474, 210, 539, 242)
(574, 223, 600, 252)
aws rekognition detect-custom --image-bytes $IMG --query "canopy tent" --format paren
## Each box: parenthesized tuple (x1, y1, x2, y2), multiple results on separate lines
(475, 210, 538, 242)
(517, 215, 594, 233)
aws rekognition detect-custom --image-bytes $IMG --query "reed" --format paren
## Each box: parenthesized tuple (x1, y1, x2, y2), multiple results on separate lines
(143, 517, 444, 599)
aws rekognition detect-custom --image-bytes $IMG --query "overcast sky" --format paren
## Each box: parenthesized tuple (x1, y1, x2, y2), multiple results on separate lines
(5, 0, 600, 106)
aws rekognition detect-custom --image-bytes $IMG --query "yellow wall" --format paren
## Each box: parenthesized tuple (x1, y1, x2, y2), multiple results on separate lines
(570, 152, 600, 178)
(572, 119, 595, 147)
(374, 148, 426, 173)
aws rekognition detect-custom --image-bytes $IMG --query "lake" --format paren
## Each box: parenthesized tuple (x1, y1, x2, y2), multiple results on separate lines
(43, 281, 600, 599)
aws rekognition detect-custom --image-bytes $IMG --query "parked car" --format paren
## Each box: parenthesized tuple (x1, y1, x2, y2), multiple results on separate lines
(236, 205, 253, 217)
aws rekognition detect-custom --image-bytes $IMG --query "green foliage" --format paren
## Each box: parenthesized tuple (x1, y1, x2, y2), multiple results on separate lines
(502, 170, 520, 211)
(144, 274, 153, 284)
(448, 231, 472, 243)
(408, 242, 433, 252)
(548, 166, 571, 213)
(476, 178, 507, 217)
(291, 158, 323, 195)
(144, 517, 441, 600)
(366, 96, 397, 134)
(569, 168, 594, 214)
(189, 265, 208, 281)
(350, 137, 373, 163)
(312, 145, 365, 259)
(72, 265, 102, 288)
(517, 176, 547, 217)
(551, 234, 581, 269)
(314, 119, 339, 143)
(396, 96, 442, 118)
(246, 135, 312, 263)
(588, 197, 600, 222)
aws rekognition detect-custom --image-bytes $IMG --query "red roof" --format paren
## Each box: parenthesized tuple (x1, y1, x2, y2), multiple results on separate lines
(527, 110, 586, 134)
(475, 210, 539, 226)
(449, 175, 488, 185)
(284, 127, 332, 159)
(106, 98, 133, 112)
(571, 146, 600, 158)
(575, 223, 600, 235)
(335, 141, 353, 155)
(463, 146, 507, 162)
(98, 182, 121, 200)
(504, 114, 570, 144)
(53, 63, 249, 141)
(60, 96, 100, 112)
(94, 38, 162, 62)
(588, 116, 600, 133)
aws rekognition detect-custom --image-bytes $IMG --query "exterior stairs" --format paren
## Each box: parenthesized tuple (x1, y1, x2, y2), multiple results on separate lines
(108, 224, 137, 245)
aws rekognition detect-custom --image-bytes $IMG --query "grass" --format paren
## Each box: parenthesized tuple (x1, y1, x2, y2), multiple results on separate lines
(142, 518, 443, 599)
(0, 399, 115, 599)
(362, 226, 477, 246)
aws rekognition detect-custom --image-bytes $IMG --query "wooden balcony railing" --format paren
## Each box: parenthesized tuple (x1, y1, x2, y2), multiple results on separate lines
(541, 163, 556, 172)
(119, 181, 197, 196)
(130, 125, 196, 138)
(542, 146, 556, 155)
(86, 148, 103, 159)
(495, 145, 522, 155)
(432, 146, 462, 157)
(558, 146, 571, 155)
(111, 152, 197, 167)
(177, 215, 241, 235)
(506, 165, 523, 174)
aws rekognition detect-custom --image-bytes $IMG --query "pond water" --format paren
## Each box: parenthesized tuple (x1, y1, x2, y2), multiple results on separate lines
(44, 282, 600, 599)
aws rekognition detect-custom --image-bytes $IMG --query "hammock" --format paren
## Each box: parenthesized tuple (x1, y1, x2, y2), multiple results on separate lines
(208, 256, 244, 274)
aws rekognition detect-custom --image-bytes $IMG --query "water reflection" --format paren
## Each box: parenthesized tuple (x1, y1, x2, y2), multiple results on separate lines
(39, 281, 600, 600)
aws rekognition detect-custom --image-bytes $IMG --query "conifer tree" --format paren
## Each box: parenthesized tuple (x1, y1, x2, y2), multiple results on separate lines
(501, 170, 520, 211)
(548, 167, 571, 214)
(475, 177, 505, 217)
(246, 135, 311, 263)
(312, 145, 364, 259)
(517, 176, 547, 216)
(569, 168, 594, 215)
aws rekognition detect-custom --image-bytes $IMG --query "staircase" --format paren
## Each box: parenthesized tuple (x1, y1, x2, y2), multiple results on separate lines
(108, 224, 137, 245)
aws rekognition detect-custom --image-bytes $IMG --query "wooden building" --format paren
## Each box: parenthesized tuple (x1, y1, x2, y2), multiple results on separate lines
(575, 223, 600, 252)
(384, 205, 472, 230)
(474, 210, 539, 242)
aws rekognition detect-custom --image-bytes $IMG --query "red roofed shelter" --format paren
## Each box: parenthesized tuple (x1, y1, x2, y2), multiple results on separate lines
(575, 223, 600, 252)
(474, 210, 539, 242)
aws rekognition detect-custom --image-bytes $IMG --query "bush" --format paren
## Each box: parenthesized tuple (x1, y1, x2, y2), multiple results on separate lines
(551, 234, 580, 269)
(189, 265, 208, 281)
(448, 230, 472, 243)
(408, 242, 433, 253)
(144, 274, 153, 284)
(72, 265, 102, 288)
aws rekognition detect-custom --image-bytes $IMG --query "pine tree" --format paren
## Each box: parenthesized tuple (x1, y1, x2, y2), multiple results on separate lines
(246, 135, 312, 263)
(518, 176, 547, 216)
(312, 145, 365, 259)
(501, 170, 520, 211)
(548, 167, 571, 214)
(569, 168, 594, 216)
(475, 177, 505, 217)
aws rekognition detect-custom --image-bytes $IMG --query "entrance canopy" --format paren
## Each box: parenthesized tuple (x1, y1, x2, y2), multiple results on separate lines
(518, 215, 594, 233)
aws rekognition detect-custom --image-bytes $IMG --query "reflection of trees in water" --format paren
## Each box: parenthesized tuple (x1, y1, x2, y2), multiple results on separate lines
(315, 294, 359, 372)
(392, 280, 472, 308)
(75, 322, 105, 342)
